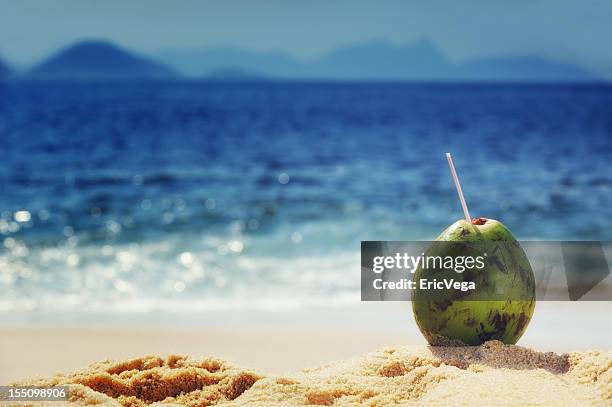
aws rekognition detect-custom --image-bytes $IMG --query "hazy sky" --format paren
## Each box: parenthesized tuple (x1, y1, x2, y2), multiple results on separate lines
(1, 0, 610, 76)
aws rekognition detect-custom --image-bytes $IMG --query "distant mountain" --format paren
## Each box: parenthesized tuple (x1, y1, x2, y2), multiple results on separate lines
(27, 39, 599, 82)
(157, 40, 452, 79)
(205, 67, 268, 81)
(310, 39, 451, 79)
(30, 40, 176, 79)
(157, 46, 302, 77)
(456, 56, 594, 81)
(157, 39, 598, 81)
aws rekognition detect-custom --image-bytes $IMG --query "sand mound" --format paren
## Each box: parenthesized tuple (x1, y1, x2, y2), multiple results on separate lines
(15, 355, 261, 406)
(15, 341, 611, 406)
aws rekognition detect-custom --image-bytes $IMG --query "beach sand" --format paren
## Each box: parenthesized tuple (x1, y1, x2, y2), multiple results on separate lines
(9, 340, 611, 406)
(2, 303, 611, 405)
(0, 327, 414, 385)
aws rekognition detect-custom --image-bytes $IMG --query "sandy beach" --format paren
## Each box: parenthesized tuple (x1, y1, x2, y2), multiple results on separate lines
(0, 327, 413, 385)
(9, 341, 611, 406)
(1, 303, 611, 405)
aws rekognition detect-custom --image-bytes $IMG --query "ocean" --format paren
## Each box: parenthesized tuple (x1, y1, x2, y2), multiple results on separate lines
(1, 81, 611, 315)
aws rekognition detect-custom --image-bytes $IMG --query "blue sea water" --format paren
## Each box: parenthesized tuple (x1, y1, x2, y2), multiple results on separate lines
(0, 81, 611, 314)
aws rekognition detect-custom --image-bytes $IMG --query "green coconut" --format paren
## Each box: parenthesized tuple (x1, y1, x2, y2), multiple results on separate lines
(412, 218, 536, 346)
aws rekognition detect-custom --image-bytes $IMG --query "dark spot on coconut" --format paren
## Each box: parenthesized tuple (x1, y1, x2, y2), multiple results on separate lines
(433, 299, 453, 312)
(460, 227, 470, 236)
(488, 255, 507, 273)
(491, 312, 511, 332)
(515, 312, 527, 336)
(477, 329, 497, 342)
(475, 321, 501, 343)
(437, 317, 451, 331)
(519, 266, 536, 292)
(465, 316, 476, 327)
(427, 302, 438, 313)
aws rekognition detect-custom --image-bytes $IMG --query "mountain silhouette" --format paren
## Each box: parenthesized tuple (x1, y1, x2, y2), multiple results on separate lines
(157, 39, 597, 81)
(157, 46, 302, 77)
(455, 56, 594, 81)
(30, 40, 176, 79)
(310, 39, 451, 79)
(206, 67, 268, 81)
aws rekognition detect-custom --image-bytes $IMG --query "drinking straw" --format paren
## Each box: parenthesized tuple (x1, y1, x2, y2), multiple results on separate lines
(445, 152, 472, 224)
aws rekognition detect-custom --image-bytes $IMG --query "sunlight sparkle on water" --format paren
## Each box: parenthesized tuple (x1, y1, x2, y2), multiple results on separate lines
(14, 211, 31, 223)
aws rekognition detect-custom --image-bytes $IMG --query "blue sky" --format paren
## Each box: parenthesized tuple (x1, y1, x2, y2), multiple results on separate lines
(1, 0, 610, 77)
